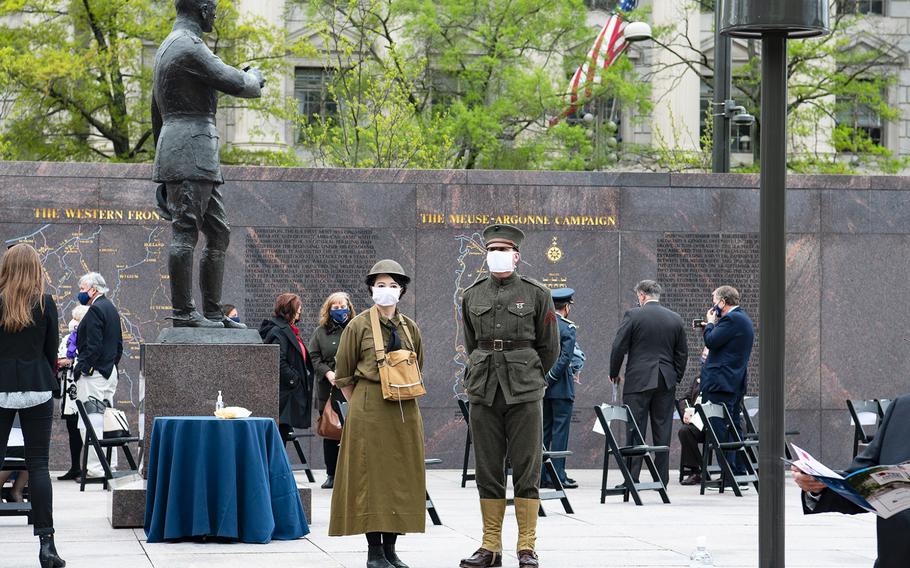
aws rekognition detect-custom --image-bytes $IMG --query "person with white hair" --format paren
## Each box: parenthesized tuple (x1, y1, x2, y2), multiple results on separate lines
(73, 272, 123, 480)
(55, 304, 89, 480)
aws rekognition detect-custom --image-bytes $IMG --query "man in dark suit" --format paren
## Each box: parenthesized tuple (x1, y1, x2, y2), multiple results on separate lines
(793, 394, 910, 568)
(701, 285, 754, 474)
(73, 272, 123, 478)
(542, 288, 578, 489)
(609, 280, 688, 485)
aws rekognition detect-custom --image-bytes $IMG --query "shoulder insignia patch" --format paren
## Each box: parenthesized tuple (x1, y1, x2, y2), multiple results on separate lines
(544, 309, 557, 327)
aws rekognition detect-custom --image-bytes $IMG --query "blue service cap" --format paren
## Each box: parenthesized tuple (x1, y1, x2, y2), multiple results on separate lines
(551, 287, 575, 303)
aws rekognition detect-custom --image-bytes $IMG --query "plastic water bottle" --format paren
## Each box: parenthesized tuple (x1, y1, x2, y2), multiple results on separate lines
(689, 536, 714, 567)
(215, 391, 224, 412)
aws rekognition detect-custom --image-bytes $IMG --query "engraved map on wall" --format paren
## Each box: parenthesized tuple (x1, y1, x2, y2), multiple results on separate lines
(656, 233, 760, 394)
(244, 227, 378, 324)
(4, 223, 170, 409)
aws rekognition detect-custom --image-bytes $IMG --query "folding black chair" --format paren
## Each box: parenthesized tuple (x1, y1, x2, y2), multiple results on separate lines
(333, 400, 443, 526)
(740, 396, 800, 465)
(877, 399, 892, 420)
(74, 399, 139, 491)
(457, 398, 475, 487)
(0, 419, 32, 524)
(538, 448, 574, 515)
(594, 403, 670, 506)
(283, 428, 316, 483)
(846, 399, 880, 459)
(424, 458, 443, 525)
(696, 401, 758, 497)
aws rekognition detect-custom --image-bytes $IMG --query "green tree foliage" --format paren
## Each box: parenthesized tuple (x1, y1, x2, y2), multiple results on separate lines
(0, 0, 303, 163)
(651, 0, 906, 174)
(296, 0, 651, 170)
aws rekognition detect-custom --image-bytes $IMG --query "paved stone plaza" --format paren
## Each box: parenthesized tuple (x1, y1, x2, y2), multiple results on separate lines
(1, 469, 877, 568)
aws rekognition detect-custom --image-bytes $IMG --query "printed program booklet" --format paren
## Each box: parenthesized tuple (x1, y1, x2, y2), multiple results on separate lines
(788, 443, 910, 519)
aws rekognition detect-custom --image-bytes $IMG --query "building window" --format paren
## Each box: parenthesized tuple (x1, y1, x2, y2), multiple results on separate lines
(838, 0, 885, 15)
(294, 68, 336, 124)
(584, 0, 619, 10)
(836, 93, 884, 148)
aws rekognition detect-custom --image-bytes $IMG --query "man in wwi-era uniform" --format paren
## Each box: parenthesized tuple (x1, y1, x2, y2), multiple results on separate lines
(460, 224, 560, 568)
(152, 0, 264, 328)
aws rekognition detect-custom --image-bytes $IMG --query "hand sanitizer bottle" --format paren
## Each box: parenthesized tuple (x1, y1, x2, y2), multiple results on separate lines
(689, 536, 715, 567)
(215, 390, 224, 412)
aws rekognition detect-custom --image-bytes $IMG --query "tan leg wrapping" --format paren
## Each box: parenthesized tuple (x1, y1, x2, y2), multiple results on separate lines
(514, 497, 539, 552)
(480, 498, 507, 552)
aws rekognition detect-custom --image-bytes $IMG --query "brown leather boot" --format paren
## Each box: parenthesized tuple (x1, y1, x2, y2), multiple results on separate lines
(459, 548, 502, 568)
(515, 498, 540, 567)
(518, 549, 539, 568)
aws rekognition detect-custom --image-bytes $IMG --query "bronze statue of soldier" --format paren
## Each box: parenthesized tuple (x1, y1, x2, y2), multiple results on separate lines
(152, 0, 264, 328)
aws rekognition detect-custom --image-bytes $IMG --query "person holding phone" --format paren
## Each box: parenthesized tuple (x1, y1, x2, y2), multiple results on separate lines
(701, 286, 754, 478)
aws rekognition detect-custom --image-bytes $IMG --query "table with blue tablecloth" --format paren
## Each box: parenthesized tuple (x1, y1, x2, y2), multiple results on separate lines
(144, 416, 309, 543)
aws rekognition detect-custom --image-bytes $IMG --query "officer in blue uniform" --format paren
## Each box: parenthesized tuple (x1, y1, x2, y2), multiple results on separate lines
(541, 287, 580, 489)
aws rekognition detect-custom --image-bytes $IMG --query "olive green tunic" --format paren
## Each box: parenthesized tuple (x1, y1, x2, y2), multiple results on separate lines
(328, 307, 426, 536)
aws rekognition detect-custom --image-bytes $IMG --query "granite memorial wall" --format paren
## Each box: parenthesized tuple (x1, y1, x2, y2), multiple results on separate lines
(2, 161, 908, 471)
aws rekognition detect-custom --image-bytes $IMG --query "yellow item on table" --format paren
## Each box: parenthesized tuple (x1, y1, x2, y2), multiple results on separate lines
(214, 406, 252, 419)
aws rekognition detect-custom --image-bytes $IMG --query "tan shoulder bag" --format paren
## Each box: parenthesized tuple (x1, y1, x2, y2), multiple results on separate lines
(369, 306, 426, 401)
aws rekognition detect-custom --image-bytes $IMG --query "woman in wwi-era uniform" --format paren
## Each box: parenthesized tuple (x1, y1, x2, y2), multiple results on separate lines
(329, 260, 425, 568)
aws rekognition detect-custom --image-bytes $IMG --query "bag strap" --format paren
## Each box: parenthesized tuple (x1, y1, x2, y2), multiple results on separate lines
(398, 317, 416, 352)
(368, 306, 386, 365)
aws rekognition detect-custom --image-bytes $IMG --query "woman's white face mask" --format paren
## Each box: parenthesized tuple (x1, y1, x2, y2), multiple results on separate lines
(486, 250, 515, 273)
(372, 286, 401, 307)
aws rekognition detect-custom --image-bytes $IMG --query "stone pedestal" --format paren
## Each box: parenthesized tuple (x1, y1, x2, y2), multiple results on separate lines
(109, 475, 313, 529)
(139, 329, 279, 471)
(109, 329, 299, 529)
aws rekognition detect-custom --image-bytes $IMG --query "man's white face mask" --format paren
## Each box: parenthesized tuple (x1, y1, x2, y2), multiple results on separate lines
(486, 250, 515, 273)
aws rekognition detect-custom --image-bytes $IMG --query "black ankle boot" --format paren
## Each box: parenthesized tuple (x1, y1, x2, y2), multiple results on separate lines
(39, 534, 66, 568)
(383, 542, 409, 568)
(367, 545, 394, 568)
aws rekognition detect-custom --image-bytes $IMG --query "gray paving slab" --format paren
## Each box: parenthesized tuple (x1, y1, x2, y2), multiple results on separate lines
(0, 469, 878, 567)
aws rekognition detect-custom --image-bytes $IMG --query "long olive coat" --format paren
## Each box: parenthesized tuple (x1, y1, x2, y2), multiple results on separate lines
(328, 307, 426, 536)
(308, 321, 345, 411)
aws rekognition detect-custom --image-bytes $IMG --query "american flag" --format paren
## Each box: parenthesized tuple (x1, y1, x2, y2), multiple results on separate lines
(550, 11, 632, 126)
(618, 0, 638, 11)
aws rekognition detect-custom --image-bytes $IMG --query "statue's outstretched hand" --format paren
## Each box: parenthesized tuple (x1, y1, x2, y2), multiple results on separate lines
(248, 67, 265, 88)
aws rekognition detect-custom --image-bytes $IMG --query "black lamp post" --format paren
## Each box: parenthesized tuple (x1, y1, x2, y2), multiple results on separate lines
(720, 1, 829, 566)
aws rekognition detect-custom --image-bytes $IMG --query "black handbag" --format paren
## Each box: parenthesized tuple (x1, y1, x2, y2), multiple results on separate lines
(53, 366, 68, 399)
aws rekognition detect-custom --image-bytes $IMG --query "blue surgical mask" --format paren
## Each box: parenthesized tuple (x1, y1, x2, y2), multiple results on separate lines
(228, 316, 241, 323)
(330, 308, 350, 323)
(77, 291, 91, 306)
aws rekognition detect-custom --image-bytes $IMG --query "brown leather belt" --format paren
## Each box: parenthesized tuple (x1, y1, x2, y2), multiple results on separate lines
(477, 339, 533, 351)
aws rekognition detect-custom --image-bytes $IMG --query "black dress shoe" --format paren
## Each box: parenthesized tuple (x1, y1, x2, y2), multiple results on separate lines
(321, 476, 334, 489)
(680, 473, 702, 486)
(459, 548, 502, 568)
(562, 478, 579, 489)
(57, 469, 80, 481)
